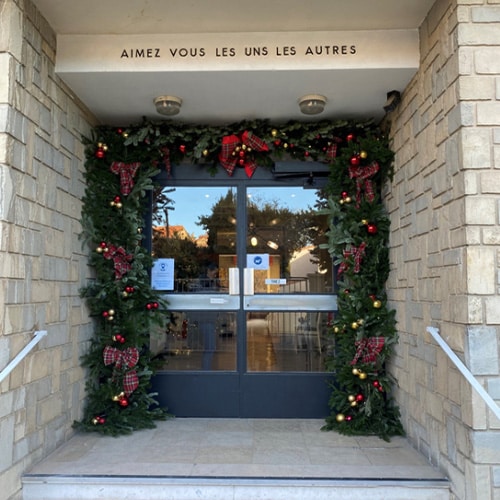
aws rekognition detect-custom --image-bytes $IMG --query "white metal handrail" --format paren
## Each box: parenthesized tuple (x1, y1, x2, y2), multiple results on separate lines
(427, 326, 500, 421)
(0, 330, 47, 384)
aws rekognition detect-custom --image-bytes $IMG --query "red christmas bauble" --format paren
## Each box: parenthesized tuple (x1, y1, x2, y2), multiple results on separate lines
(373, 380, 380, 387)
(118, 397, 129, 407)
(367, 224, 378, 235)
(355, 394, 364, 402)
(349, 155, 360, 166)
(95, 148, 105, 159)
(98, 417, 106, 424)
(346, 133, 355, 142)
(179, 144, 186, 153)
(146, 303, 153, 310)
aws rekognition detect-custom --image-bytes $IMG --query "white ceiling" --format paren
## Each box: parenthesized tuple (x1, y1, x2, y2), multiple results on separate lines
(32, 0, 436, 126)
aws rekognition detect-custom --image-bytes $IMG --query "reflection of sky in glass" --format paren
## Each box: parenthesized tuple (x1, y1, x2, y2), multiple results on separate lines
(164, 186, 318, 237)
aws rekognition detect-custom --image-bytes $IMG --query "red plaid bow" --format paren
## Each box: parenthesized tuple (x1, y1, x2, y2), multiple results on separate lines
(337, 242, 366, 277)
(103, 346, 140, 396)
(110, 161, 140, 196)
(218, 131, 269, 177)
(103, 244, 133, 279)
(348, 161, 380, 205)
(325, 137, 342, 161)
(351, 337, 385, 365)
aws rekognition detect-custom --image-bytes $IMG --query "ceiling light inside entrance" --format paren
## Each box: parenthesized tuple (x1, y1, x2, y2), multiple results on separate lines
(154, 96, 182, 116)
(298, 94, 327, 115)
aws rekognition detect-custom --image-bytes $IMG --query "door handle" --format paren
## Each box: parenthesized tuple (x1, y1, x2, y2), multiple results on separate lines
(228, 267, 239, 295)
(244, 267, 254, 295)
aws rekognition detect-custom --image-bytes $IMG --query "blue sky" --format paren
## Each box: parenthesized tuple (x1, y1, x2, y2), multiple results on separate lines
(164, 186, 318, 237)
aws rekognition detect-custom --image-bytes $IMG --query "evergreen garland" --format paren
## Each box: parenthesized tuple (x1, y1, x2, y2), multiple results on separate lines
(321, 132, 404, 440)
(75, 118, 403, 439)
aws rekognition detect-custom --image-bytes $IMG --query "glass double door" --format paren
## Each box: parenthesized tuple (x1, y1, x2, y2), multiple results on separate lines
(150, 178, 336, 417)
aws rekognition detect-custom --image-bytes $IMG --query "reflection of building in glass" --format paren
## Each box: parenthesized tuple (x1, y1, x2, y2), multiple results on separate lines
(153, 224, 208, 247)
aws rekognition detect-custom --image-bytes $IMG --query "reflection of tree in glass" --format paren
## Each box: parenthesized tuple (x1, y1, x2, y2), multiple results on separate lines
(152, 187, 207, 288)
(198, 191, 318, 276)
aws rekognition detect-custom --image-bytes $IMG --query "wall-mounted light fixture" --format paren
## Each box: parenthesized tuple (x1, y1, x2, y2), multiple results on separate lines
(298, 94, 327, 115)
(154, 95, 182, 116)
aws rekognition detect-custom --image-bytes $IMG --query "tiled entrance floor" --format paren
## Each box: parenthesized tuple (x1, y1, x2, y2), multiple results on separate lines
(27, 418, 446, 481)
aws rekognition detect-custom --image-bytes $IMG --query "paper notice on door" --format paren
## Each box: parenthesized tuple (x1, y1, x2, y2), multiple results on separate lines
(151, 258, 174, 290)
(247, 254, 269, 270)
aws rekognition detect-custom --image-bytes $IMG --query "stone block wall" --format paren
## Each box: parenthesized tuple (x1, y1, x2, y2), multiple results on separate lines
(387, 0, 500, 498)
(0, 1, 95, 499)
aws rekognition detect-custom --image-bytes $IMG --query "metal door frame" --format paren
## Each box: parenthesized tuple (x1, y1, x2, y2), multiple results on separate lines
(149, 164, 337, 417)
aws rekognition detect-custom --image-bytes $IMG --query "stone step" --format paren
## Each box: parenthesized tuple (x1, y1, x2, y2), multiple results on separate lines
(23, 474, 450, 500)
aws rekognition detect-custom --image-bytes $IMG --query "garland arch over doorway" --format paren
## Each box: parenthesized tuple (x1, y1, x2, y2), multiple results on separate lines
(76, 118, 403, 440)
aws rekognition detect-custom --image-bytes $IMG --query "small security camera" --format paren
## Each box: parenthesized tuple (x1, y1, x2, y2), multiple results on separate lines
(383, 90, 401, 113)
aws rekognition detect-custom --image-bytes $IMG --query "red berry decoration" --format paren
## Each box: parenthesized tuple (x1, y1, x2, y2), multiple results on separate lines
(367, 223, 378, 235)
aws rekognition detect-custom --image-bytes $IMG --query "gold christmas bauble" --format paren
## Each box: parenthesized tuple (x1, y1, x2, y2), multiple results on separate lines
(360, 150, 368, 159)
(357, 319, 364, 325)
(271, 129, 278, 137)
(373, 300, 382, 309)
(336, 413, 345, 422)
(202, 149, 209, 157)
(333, 326, 340, 333)
(361, 219, 368, 225)
(359, 372, 368, 380)
(352, 368, 359, 376)
(350, 401, 358, 407)
(348, 395, 356, 402)
(351, 322, 359, 330)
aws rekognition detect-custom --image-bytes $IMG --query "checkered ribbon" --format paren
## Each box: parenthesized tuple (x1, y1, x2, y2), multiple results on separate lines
(348, 161, 380, 205)
(337, 242, 366, 277)
(325, 137, 342, 161)
(160, 146, 171, 175)
(351, 337, 385, 365)
(103, 346, 140, 396)
(218, 130, 269, 177)
(103, 244, 133, 279)
(110, 161, 141, 196)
